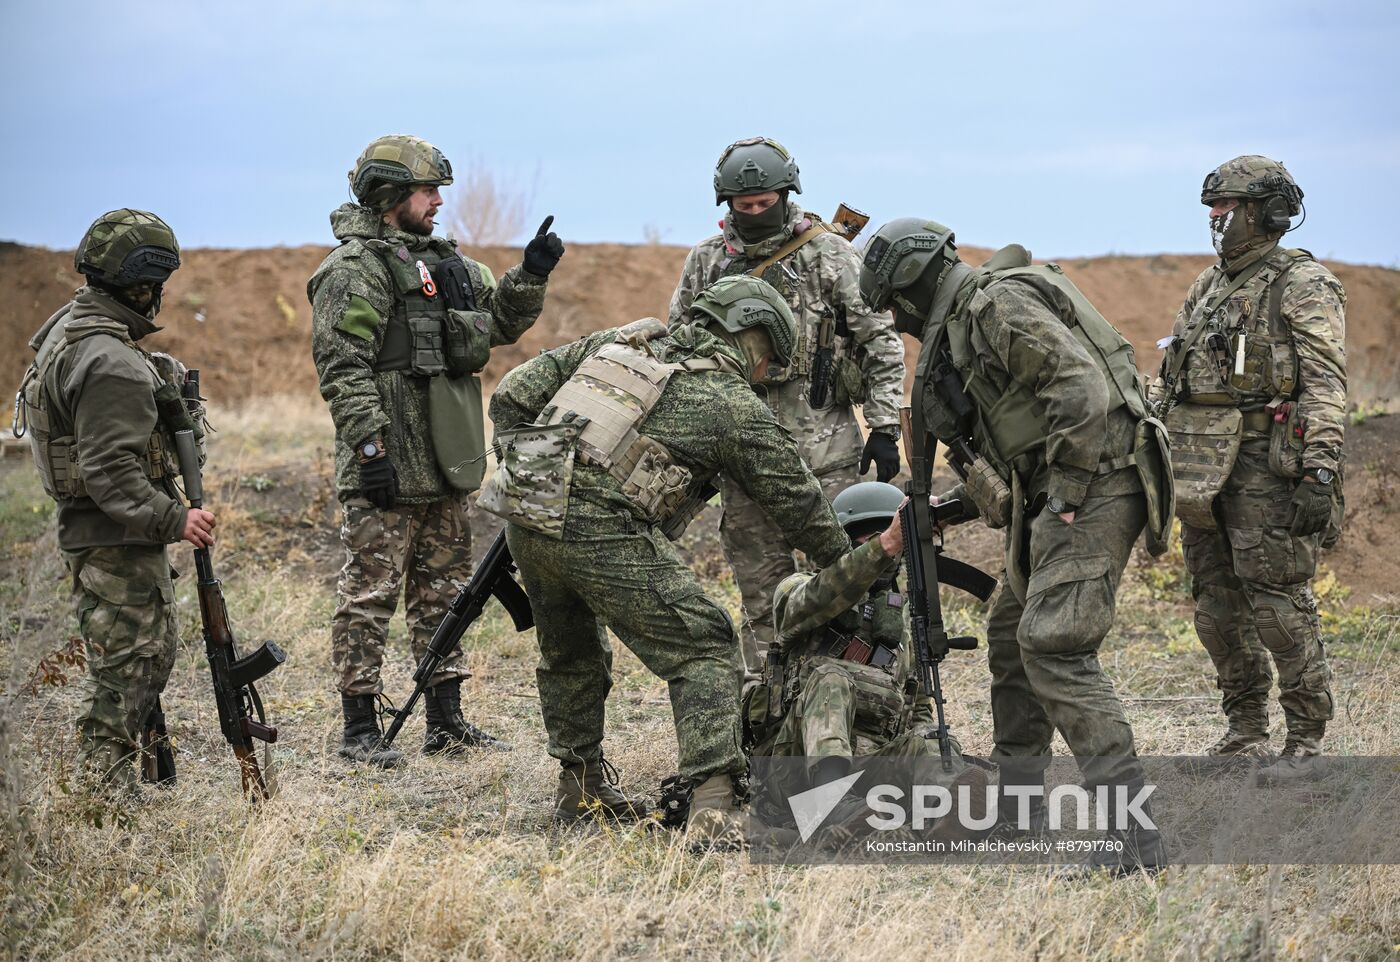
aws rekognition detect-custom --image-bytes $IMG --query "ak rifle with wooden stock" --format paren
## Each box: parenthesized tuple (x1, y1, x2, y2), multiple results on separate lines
(174, 370, 286, 800)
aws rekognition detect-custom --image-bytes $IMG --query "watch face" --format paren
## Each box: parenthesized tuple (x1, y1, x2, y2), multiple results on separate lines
(362, 442, 379, 458)
(1315, 468, 1333, 484)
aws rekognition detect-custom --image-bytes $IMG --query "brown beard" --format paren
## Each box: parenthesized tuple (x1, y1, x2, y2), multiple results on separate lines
(390, 198, 436, 236)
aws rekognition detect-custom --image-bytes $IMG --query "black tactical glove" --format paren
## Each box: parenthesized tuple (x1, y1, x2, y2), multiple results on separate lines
(860, 432, 901, 483)
(522, 215, 565, 278)
(1289, 477, 1334, 537)
(359, 449, 399, 511)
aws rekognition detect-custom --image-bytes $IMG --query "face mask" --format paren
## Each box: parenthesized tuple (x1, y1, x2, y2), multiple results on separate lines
(728, 198, 787, 244)
(1210, 205, 1253, 259)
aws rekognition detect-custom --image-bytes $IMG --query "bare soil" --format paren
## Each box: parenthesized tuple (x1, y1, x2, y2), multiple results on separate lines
(2, 239, 1396, 598)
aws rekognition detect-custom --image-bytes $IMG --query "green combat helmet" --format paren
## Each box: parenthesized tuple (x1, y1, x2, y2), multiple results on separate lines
(1201, 155, 1303, 231)
(833, 481, 904, 538)
(74, 209, 181, 288)
(689, 275, 797, 367)
(859, 217, 959, 317)
(349, 134, 454, 211)
(713, 137, 802, 204)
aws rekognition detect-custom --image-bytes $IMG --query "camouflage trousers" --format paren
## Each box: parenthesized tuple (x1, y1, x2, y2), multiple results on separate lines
(1181, 444, 1333, 746)
(331, 495, 473, 696)
(768, 657, 933, 761)
(507, 516, 745, 781)
(63, 544, 180, 786)
(986, 492, 1146, 788)
(721, 463, 857, 676)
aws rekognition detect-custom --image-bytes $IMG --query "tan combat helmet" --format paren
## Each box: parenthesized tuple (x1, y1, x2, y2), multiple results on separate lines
(349, 134, 454, 211)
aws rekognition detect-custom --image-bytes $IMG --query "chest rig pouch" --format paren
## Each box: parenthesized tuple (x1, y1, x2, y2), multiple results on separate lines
(479, 325, 722, 538)
(17, 313, 176, 501)
(367, 240, 480, 378)
(366, 242, 493, 492)
(1162, 252, 1310, 528)
(794, 587, 910, 741)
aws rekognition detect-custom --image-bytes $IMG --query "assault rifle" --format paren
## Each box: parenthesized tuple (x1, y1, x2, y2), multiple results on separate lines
(899, 408, 998, 772)
(377, 530, 534, 751)
(174, 370, 285, 800)
(807, 307, 850, 409)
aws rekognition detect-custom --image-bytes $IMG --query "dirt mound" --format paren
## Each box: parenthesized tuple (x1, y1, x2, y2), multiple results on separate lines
(4, 239, 1398, 406)
(3, 238, 1397, 598)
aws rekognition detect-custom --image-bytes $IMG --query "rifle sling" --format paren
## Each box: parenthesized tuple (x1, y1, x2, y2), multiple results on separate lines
(746, 222, 835, 278)
(1162, 255, 1272, 391)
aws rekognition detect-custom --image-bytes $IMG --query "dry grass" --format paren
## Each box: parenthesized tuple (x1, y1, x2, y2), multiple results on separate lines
(2, 404, 1399, 961)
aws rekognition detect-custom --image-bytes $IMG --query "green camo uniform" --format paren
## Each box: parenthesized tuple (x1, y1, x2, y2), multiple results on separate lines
(1158, 197, 1345, 756)
(668, 201, 905, 672)
(764, 537, 945, 763)
(309, 203, 546, 695)
(21, 285, 189, 786)
(859, 219, 1163, 797)
(489, 322, 850, 782)
(937, 277, 1148, 789)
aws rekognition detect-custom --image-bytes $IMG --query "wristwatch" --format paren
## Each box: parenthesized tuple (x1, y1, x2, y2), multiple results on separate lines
(356, 437, 386, 464)
(1307, 468, 1334, 486)
(1045, 496, 1076, 515)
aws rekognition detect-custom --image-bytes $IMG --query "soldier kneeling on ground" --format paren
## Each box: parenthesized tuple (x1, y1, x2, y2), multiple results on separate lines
(747, 480, 987, 847)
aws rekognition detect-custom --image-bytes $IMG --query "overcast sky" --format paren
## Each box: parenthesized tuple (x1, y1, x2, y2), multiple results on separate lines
(1, 1, 1396, 265)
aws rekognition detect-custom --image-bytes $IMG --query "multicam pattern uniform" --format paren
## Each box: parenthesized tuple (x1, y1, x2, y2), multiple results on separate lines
(668, 203, 905, 669)
(933, 279, 1148, 788)
(309, 204, 546, 694)
(489, 324, 850, 781)
(23, 288, 190, 784)
(765, 538, 942, 762)
(1159, 245, 1346, 748)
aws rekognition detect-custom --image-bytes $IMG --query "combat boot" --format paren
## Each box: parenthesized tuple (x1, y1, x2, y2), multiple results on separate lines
(686, 772, 749, 852)
(80, 737, 142, 796)
(1079, 780, 1167, 877)
(554, 757, 650, 824)
(423, 680, 512, 755)
(986, 762, 1049, 841)
(338, 693, 405, 769)
(1255, 731, 1323, 785)
(1207, 725, 1271, 758)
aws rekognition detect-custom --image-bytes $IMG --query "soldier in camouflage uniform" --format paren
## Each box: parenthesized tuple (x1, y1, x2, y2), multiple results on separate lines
(485, 276, 850, 847)
(15, 209, 213, 791)
(860, 219, 1169, 871)
(1153, 156, 1345, 779)
(668, 138, 906, 675)
(309, 134, 563, 767)
(762, 483, 956, 769)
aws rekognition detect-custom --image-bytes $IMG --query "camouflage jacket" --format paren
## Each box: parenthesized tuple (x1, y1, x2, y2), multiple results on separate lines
(773, 536, 930, 730)
(24, 288, 187, 550)
(667, 202, 905, 475)
(309, 204, 546, 503)
(1159, 244, 1347, 474)
(489, 323, 850, 564)
(934, 278, 1141, 509)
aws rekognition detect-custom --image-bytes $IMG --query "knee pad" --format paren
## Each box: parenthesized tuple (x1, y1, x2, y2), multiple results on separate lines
(1193, 609, 1233, 659)
(1254, 605, 1301, 658)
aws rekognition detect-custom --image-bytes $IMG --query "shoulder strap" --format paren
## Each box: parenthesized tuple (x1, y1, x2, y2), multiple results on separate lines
(1163, 256, 1273, 390)
(747, 220, 835, 278)
(1266, 253, 1305, 339)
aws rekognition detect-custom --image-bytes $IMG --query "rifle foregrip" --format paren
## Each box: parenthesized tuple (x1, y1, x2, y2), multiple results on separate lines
(174, 429, 203, 505)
